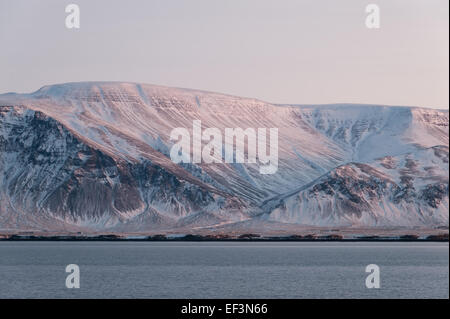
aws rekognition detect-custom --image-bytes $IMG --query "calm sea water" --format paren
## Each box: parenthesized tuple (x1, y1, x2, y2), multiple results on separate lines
(0, 242, 447, 299)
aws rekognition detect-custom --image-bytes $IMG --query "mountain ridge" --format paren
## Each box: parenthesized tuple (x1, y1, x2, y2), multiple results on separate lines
(0, 82, 448, 232)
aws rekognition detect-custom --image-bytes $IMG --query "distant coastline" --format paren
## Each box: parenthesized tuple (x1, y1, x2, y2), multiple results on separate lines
(0, 233, 448, 242)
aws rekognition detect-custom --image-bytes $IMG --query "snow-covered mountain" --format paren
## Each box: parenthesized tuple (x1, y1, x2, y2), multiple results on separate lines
(0, 82, 448, 232)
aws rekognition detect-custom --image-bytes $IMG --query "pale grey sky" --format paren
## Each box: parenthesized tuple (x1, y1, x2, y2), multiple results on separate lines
(0, 0, 448, 108)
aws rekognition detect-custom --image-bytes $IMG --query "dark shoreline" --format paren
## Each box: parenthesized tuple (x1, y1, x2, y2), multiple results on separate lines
(0, 234, 448, 242)
(0, 239, 448, 242)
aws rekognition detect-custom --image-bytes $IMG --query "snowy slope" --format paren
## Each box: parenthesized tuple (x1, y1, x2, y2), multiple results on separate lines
(0, 82, 448, 232)
(291, 104, 448, 162)
(262, 146, 448, 227)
